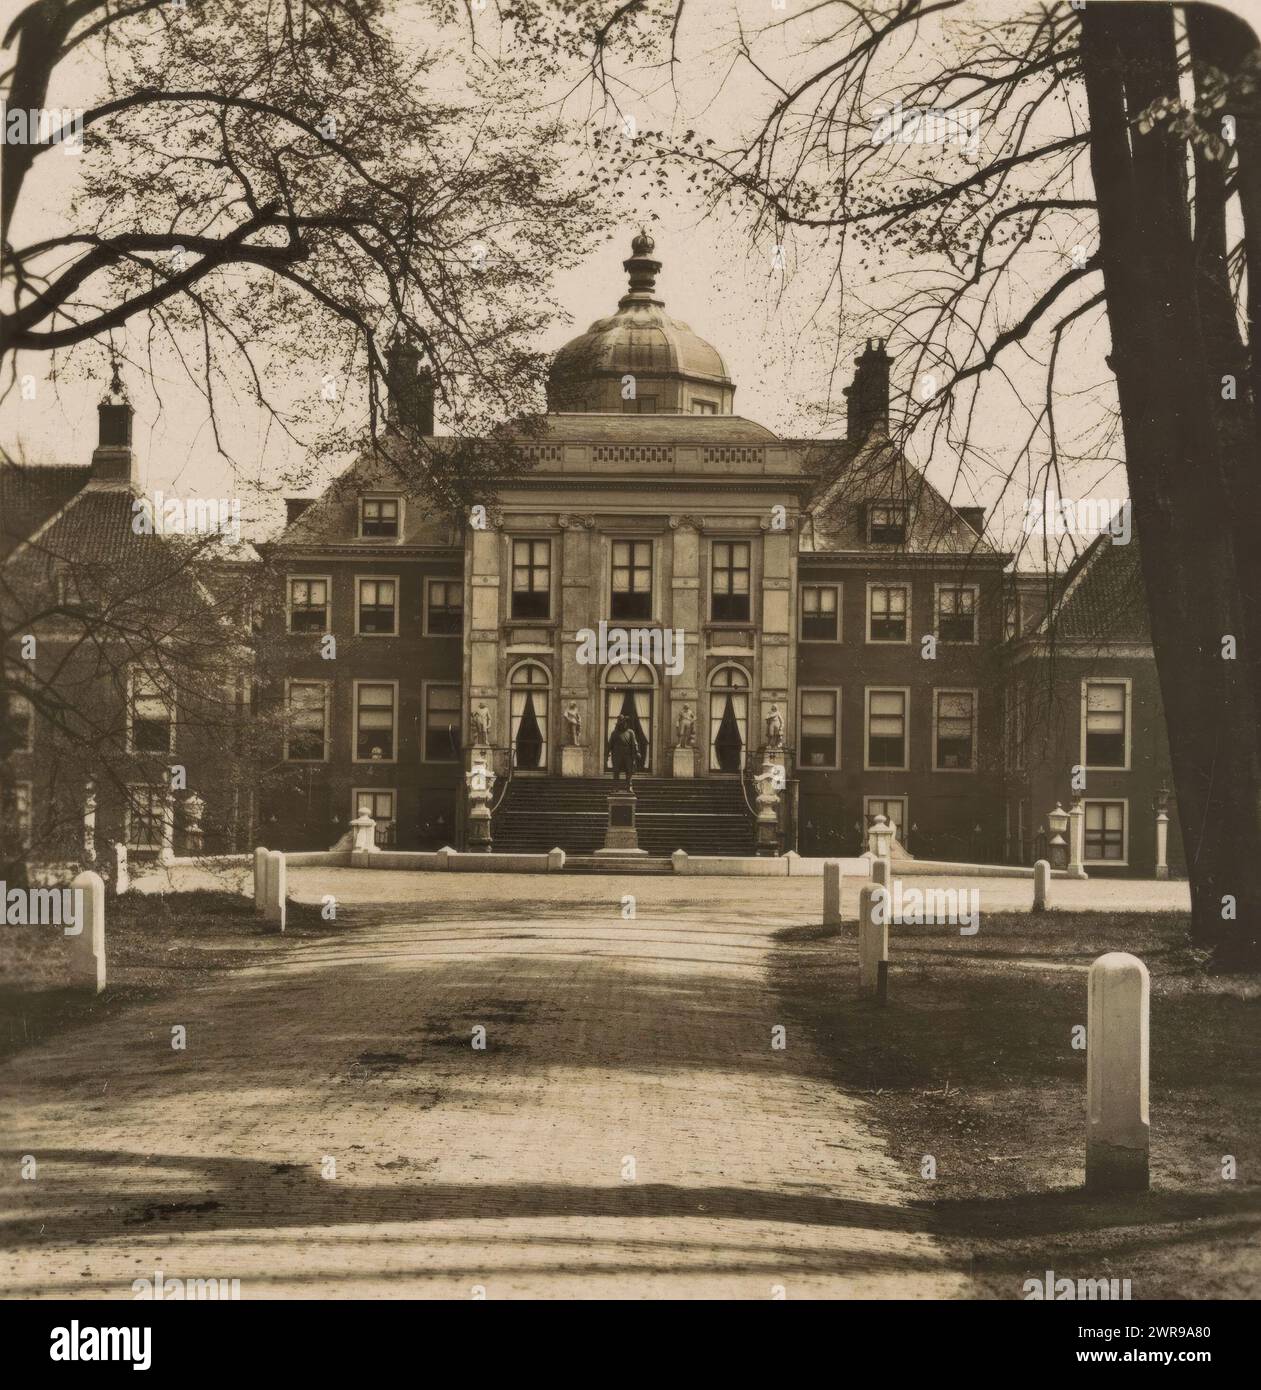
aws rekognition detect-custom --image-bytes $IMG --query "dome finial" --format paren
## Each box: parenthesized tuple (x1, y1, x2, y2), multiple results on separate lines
(622, 228, 662, 304)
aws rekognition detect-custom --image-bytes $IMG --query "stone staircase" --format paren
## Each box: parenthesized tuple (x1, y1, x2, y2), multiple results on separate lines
(491, 776, 757, 856)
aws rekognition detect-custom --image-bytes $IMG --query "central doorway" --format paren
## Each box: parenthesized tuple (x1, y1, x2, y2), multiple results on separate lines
(509, 661, 550, 770)
(603, 662, 654, 772)
(709, 664, 749, 773)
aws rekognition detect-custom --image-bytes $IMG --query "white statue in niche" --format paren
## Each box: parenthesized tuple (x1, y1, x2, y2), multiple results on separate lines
(766, 705, 784, 750)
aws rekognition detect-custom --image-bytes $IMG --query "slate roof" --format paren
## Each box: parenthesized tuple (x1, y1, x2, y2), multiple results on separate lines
(802, 432, 1006, 560)
(1036, 531, 1149, 641)
(4, 478, 248, 634)
(22, 483, 142, 566)
(0, 462, 90, 559)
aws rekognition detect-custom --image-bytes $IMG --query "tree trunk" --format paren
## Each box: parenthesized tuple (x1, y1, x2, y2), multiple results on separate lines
(1184, 4, 1261, 466)
(1081, 2, 1261, 969)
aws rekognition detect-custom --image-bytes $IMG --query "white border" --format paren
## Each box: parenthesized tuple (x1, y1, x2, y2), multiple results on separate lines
(864, 685, 911, 771)
(866, 581, 911, 644)
(932, 687, 979, 772)
(284, 677, 330, 763)
(354, 574, 400, 637)
(1080, 676, 1132, 771)
(352, 678, 399, 764)
(799, 581, 842, 643)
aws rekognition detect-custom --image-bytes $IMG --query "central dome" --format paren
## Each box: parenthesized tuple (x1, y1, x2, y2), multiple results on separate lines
(547, 232, 735, 414)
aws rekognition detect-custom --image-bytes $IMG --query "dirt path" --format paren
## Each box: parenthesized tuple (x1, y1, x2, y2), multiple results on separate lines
(1, 897, 970, 1299)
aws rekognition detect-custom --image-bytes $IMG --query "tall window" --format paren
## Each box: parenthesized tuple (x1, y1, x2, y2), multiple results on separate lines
(800, 584, 840, 641)
(622, 395, 658, 414)
(868, 584, 909, 642)
(286, 681, 329, 762)
(360, 496, 400, 538)
(426, 579, 463, 636)
(126, 785, 167, 849)
(354, 682, 397, 761)
(424, 685, 461, 762)
(611, 540, 652, 620)
(936, 586, 977, 643)
(129, 672, 173, 754)
(288, 577, 329, 633)
(356, 578, 397, 636)
(867, 689, 908, 769)
(800, 690, 839, 768)
(692, 400, 718, 415)
(14, 782, 31, 848)
(512, 539, 551, 619)
(11, 694, 33, 753)
(868, 502, 907, 543)
(711, 541, 751, 621)
(1084, 681, 1129, 767)
(1085, 800, 1127, 863)
(354, 789, 397, 847)
(934, 690, 976, 770)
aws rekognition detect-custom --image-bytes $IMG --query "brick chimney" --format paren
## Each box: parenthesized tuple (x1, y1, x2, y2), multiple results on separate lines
(91, 366, 135, 484)
(285, 498, 315, 526)
(386, 336, 434, 437)
(958, 506, 986, 535)
(844, 338, 892, 443)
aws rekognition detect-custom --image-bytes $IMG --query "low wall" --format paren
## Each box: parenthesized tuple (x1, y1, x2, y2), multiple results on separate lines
(894, 858, 1067, 879)
(262, 846, 1067, 879)
(275, 848, 565, 873)
(672, 853, 870, 877)
(285, 850, 353, 868)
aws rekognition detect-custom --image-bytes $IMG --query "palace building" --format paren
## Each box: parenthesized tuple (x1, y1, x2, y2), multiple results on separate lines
(257, 233, 1186, 873)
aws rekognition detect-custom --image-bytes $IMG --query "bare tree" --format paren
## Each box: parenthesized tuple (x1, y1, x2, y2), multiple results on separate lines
(560, 0, 1261, 967)
(1, 0, 606, 882)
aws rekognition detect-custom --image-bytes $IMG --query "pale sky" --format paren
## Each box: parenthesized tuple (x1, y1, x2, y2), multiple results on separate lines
(7, 0, 1248, 562)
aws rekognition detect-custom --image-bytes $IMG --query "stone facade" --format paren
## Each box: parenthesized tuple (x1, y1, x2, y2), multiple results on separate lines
(252, 235, 1185, 872)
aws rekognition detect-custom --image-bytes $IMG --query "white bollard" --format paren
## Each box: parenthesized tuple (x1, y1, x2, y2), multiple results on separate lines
(1086, 952, 1149, 1193)
(264, 849, 286, 933)
(1033, 859, 1050, 913)
(871, 856, 891, 888)
(69, 871, 106, 993)
(823, 861, 842, 926)
(254, 846, 268, 915)
(858, 884, 888, 997)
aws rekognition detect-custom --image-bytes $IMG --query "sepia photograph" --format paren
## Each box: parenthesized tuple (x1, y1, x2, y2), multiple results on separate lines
(0, 0, 1259, 1350)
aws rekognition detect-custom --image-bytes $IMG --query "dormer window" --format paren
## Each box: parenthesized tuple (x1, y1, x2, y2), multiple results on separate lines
(360, 495, 401, 539)
(868, 502, 907, 544)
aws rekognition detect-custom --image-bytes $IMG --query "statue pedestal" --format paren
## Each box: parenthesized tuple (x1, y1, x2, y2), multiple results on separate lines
(561, 745, 584, 777)
(672, 745, 696, 779)
(594, 792, 648, 857)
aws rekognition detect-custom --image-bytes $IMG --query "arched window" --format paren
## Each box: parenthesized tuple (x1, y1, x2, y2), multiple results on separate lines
(509, 662, 550, 770)
(709, 664, 750, 773)
(603, 662, 655, 772)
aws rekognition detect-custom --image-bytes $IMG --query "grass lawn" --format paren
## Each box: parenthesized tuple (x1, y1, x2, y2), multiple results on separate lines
(769, 909, 1261, 1300)
(0, 890, 328, 1064)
